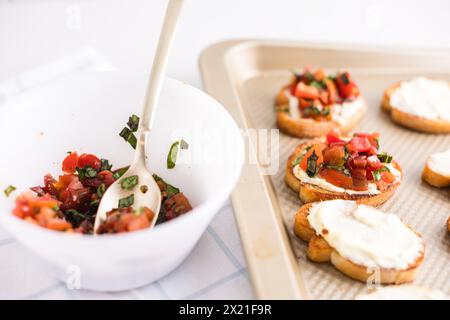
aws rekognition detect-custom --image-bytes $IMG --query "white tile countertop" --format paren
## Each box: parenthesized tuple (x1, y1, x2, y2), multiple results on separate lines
(1, 0, 450, 300)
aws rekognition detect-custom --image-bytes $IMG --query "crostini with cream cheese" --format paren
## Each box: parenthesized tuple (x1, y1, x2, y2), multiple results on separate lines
(294, 200, 424, 284)
(382, 77, 450, 133)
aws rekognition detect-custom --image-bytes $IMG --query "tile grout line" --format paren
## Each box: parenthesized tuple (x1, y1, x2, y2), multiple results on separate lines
(183, 268, 246, 300)
(154, 280, 170, 300)
(206, 226, 244, 271)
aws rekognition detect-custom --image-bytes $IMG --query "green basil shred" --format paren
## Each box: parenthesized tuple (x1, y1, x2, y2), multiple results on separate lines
(113, 166, 129, 180)
(167, 141, 180, 169)
(119, 114, 140, 149)
(306, 151, 319, 177)
(120, 175, 139, 190)
(118, 194, 134, 209)
(97, 183, 106, 198)
(377, 152, 393, 163)
(4, 185, 16, 197)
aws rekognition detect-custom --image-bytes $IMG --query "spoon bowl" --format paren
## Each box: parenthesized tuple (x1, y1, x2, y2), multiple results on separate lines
(94, 162, 162, 231)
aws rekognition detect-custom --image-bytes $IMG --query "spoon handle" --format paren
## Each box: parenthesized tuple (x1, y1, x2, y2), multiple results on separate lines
(136, 0, 184, 163)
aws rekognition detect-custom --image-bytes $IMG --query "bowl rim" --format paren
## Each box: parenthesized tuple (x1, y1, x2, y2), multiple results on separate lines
(0, 77, 244, 242)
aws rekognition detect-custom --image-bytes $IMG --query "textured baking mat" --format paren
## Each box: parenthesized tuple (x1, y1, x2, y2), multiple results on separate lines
(240, 70, 450, 299)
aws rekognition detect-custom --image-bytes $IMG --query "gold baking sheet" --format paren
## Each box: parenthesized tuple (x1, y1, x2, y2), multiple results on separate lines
(199, 40, 450, 299)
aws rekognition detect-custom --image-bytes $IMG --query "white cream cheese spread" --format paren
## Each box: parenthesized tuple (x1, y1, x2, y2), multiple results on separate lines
(285, 90, 364, 123)
(293, 163, 401, 195)
(307, 200, 424, 269)
(427, 148, 450, 177)
(390, 77, 450, 121)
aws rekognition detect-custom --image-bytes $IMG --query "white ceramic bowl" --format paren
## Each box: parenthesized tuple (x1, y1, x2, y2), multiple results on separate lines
(0, 72, 244, 291)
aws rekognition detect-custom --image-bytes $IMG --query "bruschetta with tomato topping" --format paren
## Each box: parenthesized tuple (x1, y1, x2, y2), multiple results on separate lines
(275, 68, 367, 138)
(285, 130, 402, 206)
(382, 77, 450, 133)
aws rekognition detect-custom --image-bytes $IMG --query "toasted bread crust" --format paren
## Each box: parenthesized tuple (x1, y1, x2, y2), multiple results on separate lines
(294, 203, 424, 284)
(382, 81, 450, 133)
(285, 142, 402, 206)
(422, 162, 450, 188)
(447, 216, 450, 233)
(275, 90, 366, 138)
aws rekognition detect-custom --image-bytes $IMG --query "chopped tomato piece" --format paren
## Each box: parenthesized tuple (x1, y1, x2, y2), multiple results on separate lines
(367, 155, 382, 169)
(354, 132, 379, 149)
(335, 72, 360, 99)
(346, 136, 371, 153)
(300, 144, 325, 171)
(62, 152, 79, 173)
(77, 154, 101, 170)
(299, 98, 313, 109)
(351, 168, 368, 191)
(295, 82, 320, 99)
(314, 69, 325, 81)
(319, 91, 329, 105)
(47, 218, 72, 231)
(325, 78, 338, 104)
(164, 193, 193, 221)
(325, 129, 344, 145)
(319, 168, 353, 190)
(376, 171, 397, 191)
(322, 145, 345, 166)
(352, 155, 367, 169)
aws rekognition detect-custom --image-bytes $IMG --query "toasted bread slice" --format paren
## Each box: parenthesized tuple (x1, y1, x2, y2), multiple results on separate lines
(286, 141, 402, 206)
(382, 81, 450, 133)
(294, 202, 424, 284)
(276, 90, 366, 138)
(422, 151, 450, 187)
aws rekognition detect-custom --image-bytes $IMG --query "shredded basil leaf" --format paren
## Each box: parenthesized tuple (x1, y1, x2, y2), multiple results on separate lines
(340, 73, 350, 85)
(119, 127, 137, 149)
(180, 139, 189, 150)
(167, 141, 180, 169)
(118, 194, 134, 209)
(120, 175, 139, 190)
(372, 170, 382, 181)
(90, 200, 100, 207)
(377, 152, 393, 163)
(97, 183, 106, 198)
(113, 166, 129, 180)
(152, 173, 162, 182)
(85, 167, 97, 178)
(306, 151, 319, 177)
(310, 81, 326, 89)
(100, 159, 112, 171)
(291, 156, 301, 167)
(76, 166, 97, 179)
(4, 185, 16, 197)
(127, 114, 140, 132)
(166, 184, 180, 198)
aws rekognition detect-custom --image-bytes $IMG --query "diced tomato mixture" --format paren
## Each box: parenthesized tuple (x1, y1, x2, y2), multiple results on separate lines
(12, 152, 193, 234)
(279, 67, 361, 120)
(298, 130, 399, 192)
(97, 206, 155, 234)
